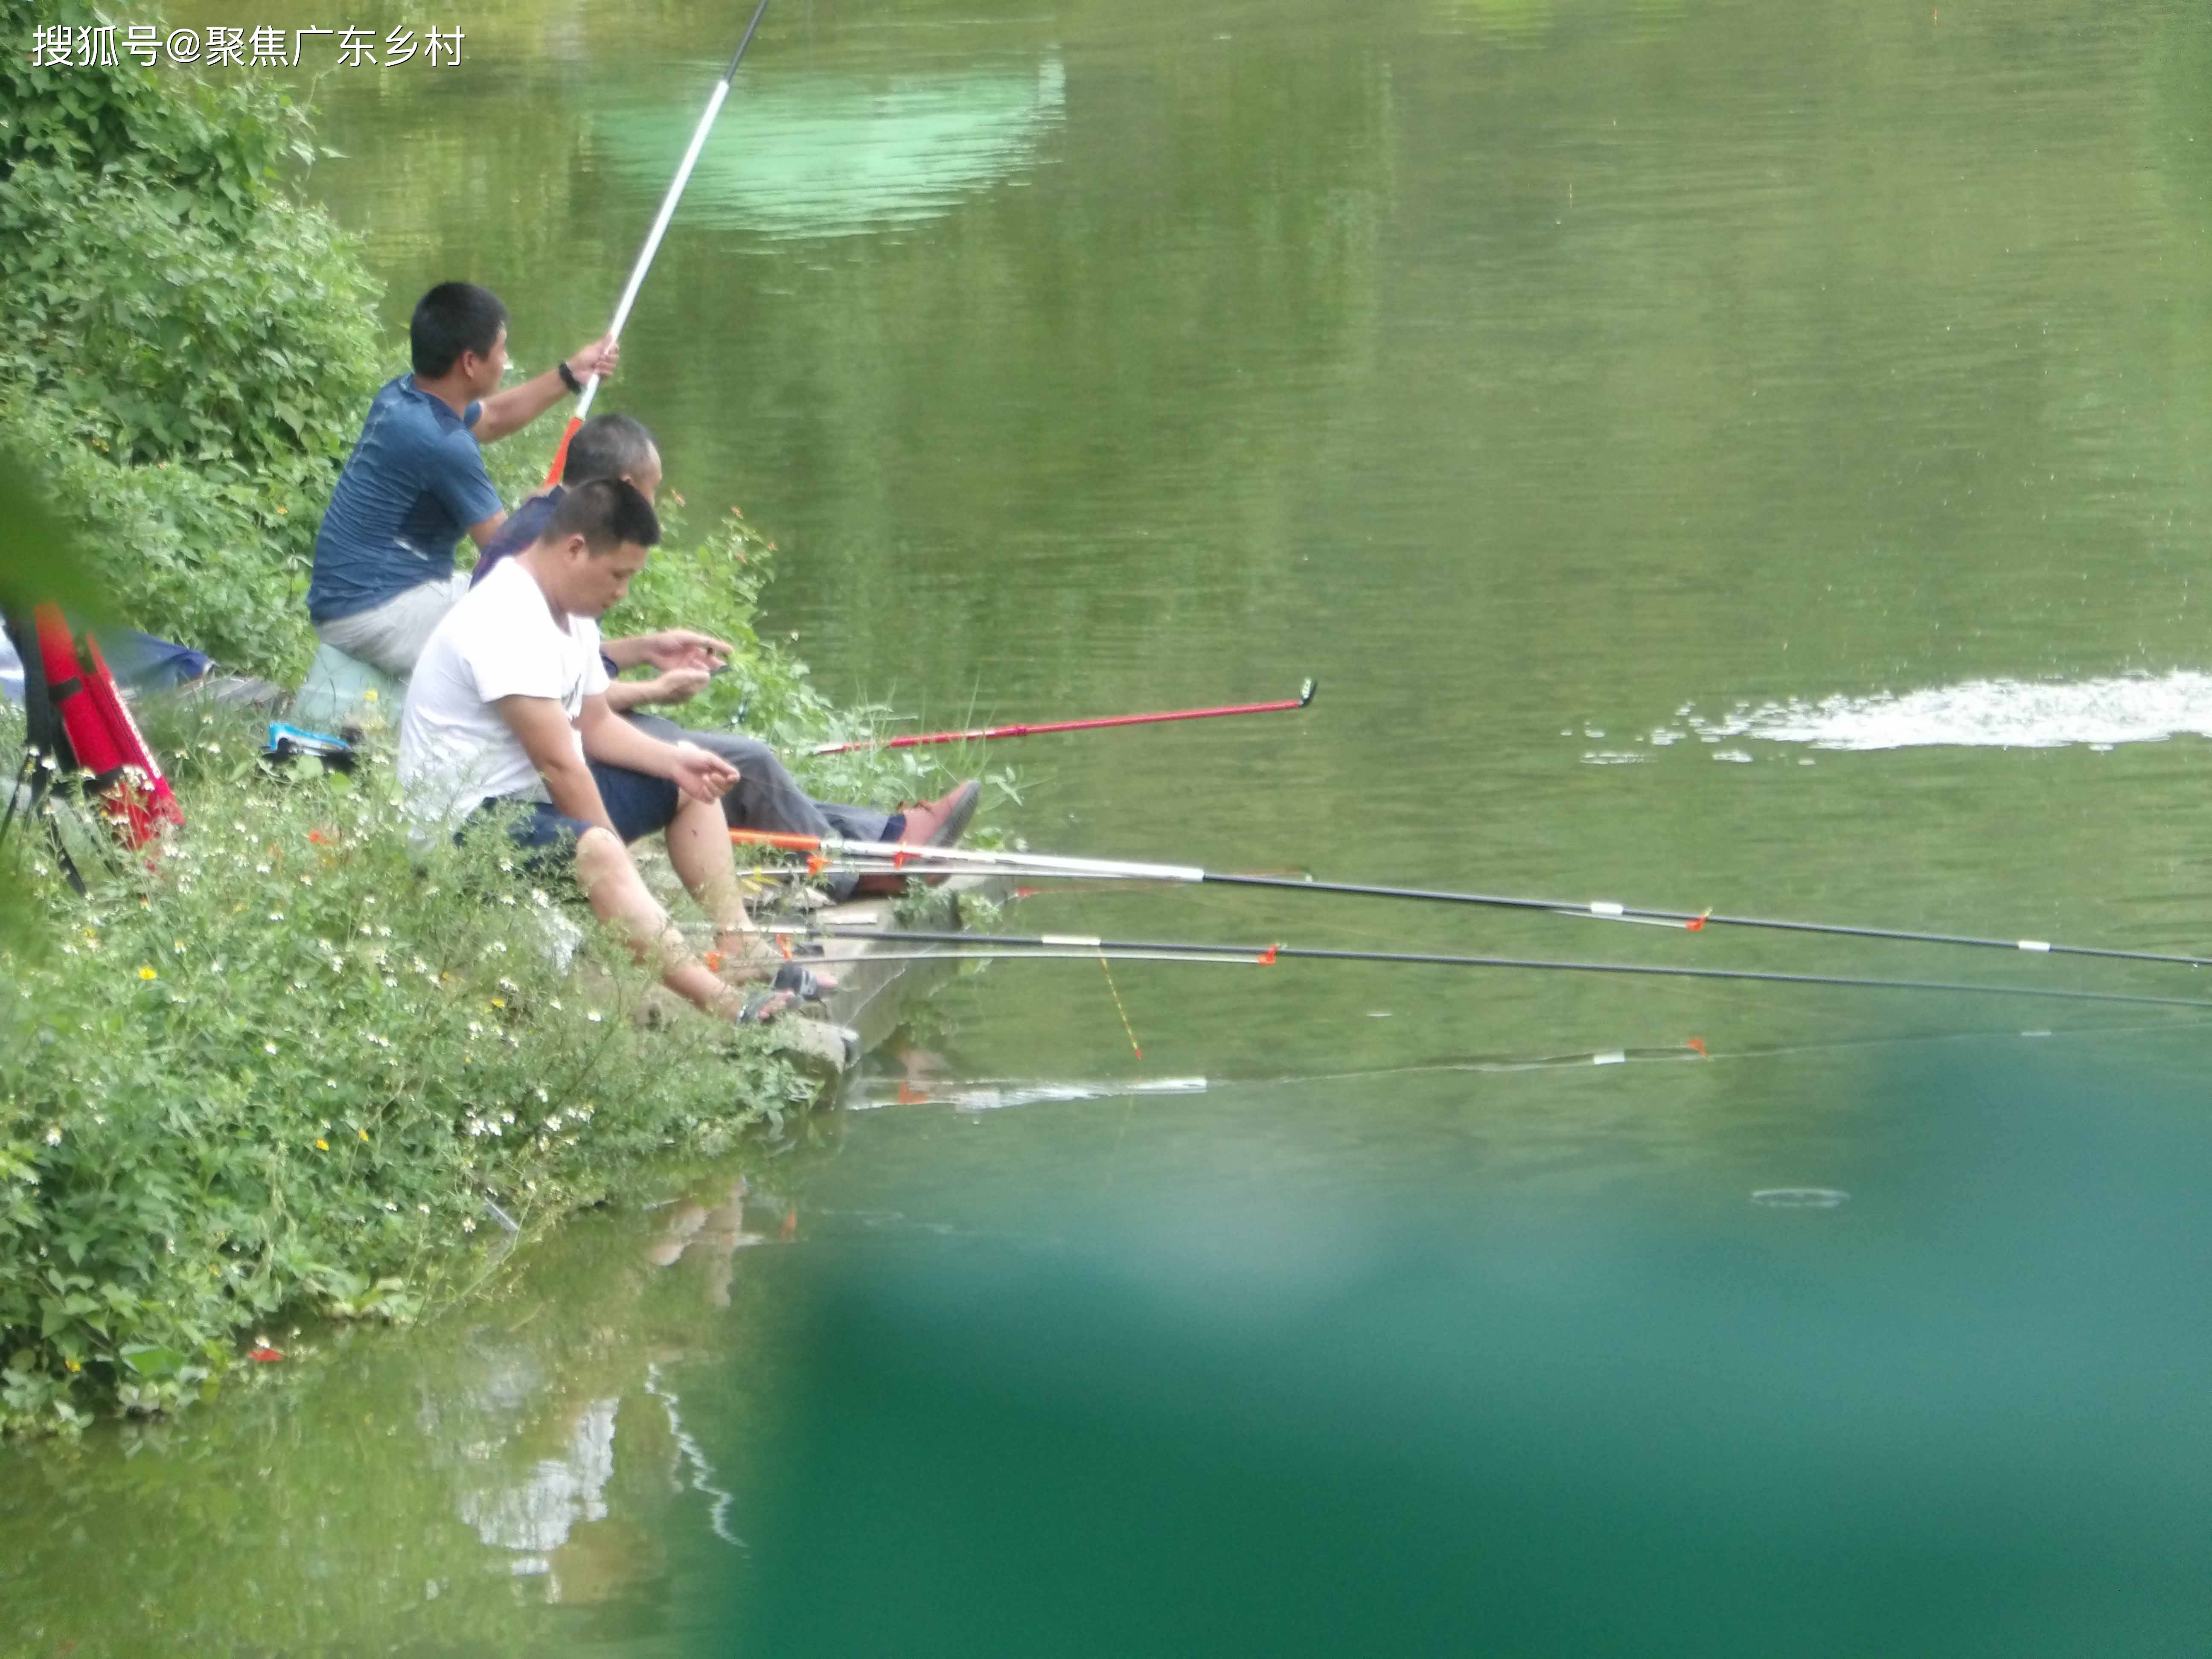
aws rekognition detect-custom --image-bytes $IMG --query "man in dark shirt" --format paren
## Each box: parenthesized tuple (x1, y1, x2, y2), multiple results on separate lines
(308, 282, 618, 676)
(479, 413, 978, 897)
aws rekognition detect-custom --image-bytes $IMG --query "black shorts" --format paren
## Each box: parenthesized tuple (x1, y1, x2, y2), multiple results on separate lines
(469, 763, 681, 868)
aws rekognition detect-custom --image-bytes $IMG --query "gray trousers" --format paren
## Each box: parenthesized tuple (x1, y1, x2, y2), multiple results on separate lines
(623, 712, 889, 900)
(311, 573, 469, 678)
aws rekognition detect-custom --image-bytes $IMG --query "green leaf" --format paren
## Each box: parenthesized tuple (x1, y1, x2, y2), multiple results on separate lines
(119, 1344, 184, 1379)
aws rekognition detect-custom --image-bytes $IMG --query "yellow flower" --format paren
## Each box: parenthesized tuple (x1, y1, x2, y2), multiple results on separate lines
(358, 1129, 369, 1141)
(314, 1138, 329, 1151)
(137, 966, 157, 981)
(489, 997, 505, 1009)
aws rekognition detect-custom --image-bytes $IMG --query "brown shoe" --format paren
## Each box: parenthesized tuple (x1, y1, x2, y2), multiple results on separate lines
(852, 781, 981, 896)
(901, 780, 981, 849)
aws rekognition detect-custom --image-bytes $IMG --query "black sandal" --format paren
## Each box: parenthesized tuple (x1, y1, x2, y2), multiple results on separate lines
(736, 989, 797, 1025)
(771, 961, 834, 1001)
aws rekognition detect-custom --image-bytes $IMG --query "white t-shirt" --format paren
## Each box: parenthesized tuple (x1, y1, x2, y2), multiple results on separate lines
(397, 556, 610, 824)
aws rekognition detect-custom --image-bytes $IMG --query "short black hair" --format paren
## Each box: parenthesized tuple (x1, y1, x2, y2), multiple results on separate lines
(562, 413, 658, 486)
(410, 282, 507, 377)
(544, 477, 660, 556)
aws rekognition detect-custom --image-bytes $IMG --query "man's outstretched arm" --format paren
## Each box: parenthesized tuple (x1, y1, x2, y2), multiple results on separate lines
(473, 335, 621, 445)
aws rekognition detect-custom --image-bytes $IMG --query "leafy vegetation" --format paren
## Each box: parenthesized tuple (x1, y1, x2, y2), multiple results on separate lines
(0, 0, 383, 679)
(0, 700, 832, 1434)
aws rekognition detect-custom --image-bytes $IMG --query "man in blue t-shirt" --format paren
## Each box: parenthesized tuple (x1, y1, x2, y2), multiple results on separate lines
(307, 282, 618, 677)
(477, 412, 981, 898)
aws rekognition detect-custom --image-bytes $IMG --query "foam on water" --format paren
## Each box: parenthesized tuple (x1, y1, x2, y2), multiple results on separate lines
(1679, 671, 2212, 752)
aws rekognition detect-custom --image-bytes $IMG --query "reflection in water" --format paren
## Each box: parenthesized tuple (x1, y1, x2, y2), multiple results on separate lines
(1679, 671, 2212, 752)
(646, 1364, 744, 1549)
(594, 60, 1066, 238)
(425, 1181, 763, 1601)
(851, 1074, 1212, 1113)
(455, 1394, 620, 1577)
(1749, 1186, 1850, 1208)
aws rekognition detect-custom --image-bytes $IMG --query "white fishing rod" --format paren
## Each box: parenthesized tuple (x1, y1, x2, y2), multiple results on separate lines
(544, 0, 774, 485)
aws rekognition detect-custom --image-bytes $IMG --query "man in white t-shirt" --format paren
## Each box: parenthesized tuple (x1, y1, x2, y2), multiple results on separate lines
(399, 478, 821, 1023)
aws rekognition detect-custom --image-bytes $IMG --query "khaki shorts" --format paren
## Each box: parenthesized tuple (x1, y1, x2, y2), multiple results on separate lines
(311, 571, 470, 678)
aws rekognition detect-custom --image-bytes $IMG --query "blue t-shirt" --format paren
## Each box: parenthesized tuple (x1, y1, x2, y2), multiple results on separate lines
(469, 485, 563, 587)
(307, 376, 505, 623)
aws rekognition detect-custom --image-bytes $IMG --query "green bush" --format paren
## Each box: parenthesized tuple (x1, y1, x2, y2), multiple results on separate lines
(0, 704, 824, 1435)
(0, 0, 384, 681)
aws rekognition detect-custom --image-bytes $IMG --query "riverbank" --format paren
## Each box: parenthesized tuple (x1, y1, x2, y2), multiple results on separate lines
(0, 0, 992, 1434)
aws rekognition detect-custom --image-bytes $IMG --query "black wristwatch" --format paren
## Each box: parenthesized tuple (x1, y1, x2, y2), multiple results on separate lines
(557, 360, 582, 395)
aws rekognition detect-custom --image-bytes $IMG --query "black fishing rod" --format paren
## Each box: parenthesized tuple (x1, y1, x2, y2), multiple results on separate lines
(774, 925, 2212, 1011)
(742, 830, 2212, 974)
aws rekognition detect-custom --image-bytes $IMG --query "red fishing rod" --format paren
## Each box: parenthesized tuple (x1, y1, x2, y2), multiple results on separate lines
(544, 0, 774, 485)
(806, 679, 1316, 755)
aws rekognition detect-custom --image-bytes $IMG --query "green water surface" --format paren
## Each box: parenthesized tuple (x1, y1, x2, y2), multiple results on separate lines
(9, 0, 2212, 1650)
